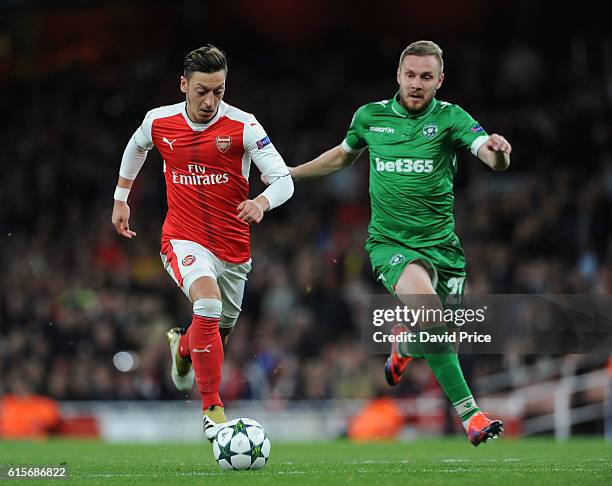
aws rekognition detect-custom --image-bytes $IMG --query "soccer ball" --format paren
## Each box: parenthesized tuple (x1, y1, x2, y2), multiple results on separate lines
(212, 418, 271, 470)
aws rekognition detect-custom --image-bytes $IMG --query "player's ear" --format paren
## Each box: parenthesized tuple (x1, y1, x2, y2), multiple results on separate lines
(437, 71, 444, 89)
(180, 75, 188, 94)
(396, 68, 401, 86)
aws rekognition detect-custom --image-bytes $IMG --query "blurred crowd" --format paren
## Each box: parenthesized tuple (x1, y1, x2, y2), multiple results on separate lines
(1, 8, 611, 406)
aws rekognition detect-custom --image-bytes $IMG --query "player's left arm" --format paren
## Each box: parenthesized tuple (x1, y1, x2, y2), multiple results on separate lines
(451, 106, 511, 172)
(238, 117, 294, 224)
(477, 134, 511, 171)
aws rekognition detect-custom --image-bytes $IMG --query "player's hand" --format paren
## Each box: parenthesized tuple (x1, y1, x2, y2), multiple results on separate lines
(111, 200, 137, 238)
(485, 134, 512, 154)
(237, 198, 267, 224)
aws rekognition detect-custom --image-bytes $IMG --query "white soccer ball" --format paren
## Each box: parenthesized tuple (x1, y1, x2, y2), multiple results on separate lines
(212, 418, 271, 470)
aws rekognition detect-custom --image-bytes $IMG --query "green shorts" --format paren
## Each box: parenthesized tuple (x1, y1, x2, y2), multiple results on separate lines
(366, 236, 467, 304)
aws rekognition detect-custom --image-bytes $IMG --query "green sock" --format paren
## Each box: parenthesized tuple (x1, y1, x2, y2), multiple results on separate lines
(420, 326, 479, 422)
(398, 333, 424, 359)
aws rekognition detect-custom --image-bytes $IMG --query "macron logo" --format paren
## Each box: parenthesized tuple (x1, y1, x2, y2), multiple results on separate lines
(370, 126, 395, 134)
(162, 137, 176, 150)
(192, 345, 212, 353)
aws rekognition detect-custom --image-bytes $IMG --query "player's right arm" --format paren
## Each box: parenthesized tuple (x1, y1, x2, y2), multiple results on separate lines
(290, 145, 359, 181)
(112, 176, 137, 238)
(290, 106, 366, 181)
(111, 111, 155, 238)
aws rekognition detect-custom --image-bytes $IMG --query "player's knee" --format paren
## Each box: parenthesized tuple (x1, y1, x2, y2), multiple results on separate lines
(188, 275, 222, 301)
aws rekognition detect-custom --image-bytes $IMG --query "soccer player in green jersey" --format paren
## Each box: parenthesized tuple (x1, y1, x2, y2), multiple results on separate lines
(290, 40, 511, 446)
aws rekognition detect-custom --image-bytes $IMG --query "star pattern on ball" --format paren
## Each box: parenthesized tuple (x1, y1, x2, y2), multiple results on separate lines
(250, 441, 265, 461)
(213, 419, 269, 470)
(217, 439, 234, 462)
(232, 419, 246, 437)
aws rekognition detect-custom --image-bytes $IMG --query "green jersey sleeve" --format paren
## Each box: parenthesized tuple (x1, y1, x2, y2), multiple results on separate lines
(341, 106, 368, 153)
(449, 105, 490, 157)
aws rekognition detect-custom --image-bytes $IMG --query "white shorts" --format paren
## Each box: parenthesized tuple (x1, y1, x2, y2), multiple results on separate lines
(160, 239, 252, 328)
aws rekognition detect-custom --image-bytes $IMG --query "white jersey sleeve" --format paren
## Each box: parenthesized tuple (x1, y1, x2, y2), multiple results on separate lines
(243, 117, 294, 210)
(133, 110, 155, 150)
(118, 111, 154, 180)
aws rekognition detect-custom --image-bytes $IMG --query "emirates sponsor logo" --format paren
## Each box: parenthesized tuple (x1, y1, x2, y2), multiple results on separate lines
(216, 136, 232, 153)
(182, 255, 196, 266)
(171, 163, 230, 186)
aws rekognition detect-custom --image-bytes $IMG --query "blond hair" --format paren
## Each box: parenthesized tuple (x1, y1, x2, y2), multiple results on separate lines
(399, 40, 444, 73)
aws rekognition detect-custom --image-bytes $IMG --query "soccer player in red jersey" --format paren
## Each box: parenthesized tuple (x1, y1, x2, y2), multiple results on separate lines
(111, 45, 293, 434)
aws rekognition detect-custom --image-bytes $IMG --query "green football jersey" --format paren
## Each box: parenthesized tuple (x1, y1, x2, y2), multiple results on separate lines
(342, 93, 489, 249)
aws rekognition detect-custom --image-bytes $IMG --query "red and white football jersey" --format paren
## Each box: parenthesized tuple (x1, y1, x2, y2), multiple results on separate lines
(131, 101, 289, 264)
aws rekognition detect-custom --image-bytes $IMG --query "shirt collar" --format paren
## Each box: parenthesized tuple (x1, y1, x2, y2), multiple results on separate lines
(391, 92, 437, 119)
(181, 101, 226, 131)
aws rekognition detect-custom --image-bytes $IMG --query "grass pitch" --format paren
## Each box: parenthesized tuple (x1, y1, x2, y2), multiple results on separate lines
(1, 438, 611, 485)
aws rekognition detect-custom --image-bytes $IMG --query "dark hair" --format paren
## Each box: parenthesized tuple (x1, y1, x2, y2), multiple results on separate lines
(184, 44, 228, 79)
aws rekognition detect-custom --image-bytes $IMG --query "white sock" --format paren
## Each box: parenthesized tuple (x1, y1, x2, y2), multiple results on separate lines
(453, 396, 479, 430)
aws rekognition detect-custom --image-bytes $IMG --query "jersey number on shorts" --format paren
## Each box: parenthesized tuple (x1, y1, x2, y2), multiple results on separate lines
(445, 276, 466, 306)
